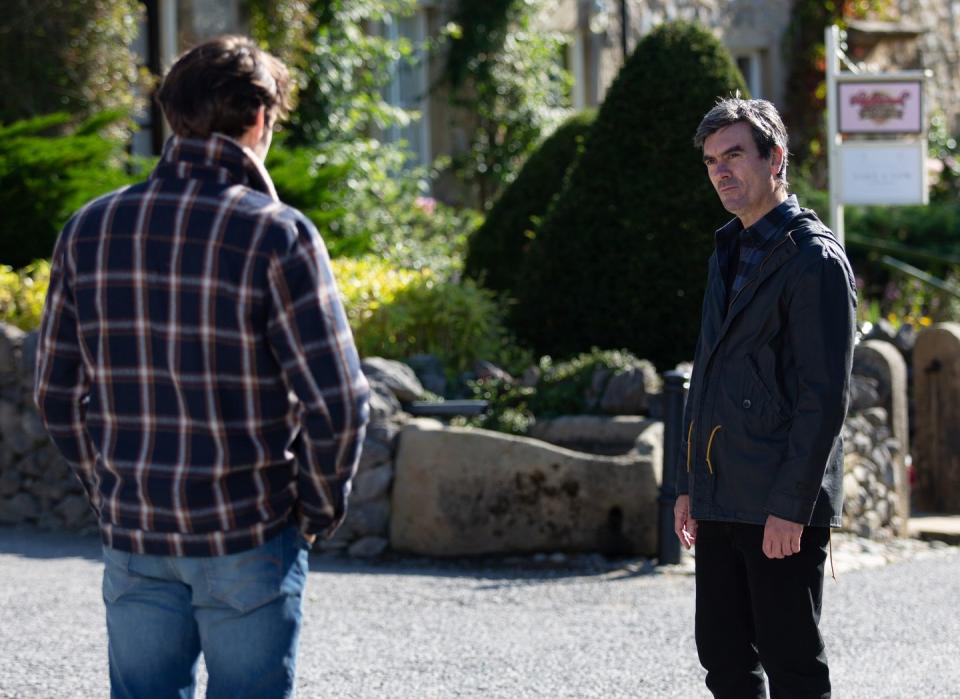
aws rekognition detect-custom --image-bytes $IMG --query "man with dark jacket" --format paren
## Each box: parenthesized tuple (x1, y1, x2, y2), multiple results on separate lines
(35, 36, 370, 698)
(674, 97, 856, 699)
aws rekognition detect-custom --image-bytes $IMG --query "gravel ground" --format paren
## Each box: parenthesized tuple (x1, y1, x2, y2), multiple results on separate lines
(0, 527, 957, 698)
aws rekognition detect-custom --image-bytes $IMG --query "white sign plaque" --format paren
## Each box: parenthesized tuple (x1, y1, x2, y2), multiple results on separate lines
(839, 141, 927, 205)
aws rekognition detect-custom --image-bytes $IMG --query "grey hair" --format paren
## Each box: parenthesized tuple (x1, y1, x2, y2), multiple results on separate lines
(693, 96, 790, 190)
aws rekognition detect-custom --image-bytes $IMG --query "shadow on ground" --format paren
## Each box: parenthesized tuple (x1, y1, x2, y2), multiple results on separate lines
(0, 525, 673, 583)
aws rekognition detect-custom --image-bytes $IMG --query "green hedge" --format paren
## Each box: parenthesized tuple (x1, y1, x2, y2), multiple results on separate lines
(511, 22, 746, 369)
(0, 113, 144, 268)
(464, 109, 596, 295)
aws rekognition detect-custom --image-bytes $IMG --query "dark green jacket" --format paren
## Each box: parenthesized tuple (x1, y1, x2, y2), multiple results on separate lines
(677, 206, 856, 527)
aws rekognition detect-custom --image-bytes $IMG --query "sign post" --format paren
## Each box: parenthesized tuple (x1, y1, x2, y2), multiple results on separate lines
(825, 25, 930, 247)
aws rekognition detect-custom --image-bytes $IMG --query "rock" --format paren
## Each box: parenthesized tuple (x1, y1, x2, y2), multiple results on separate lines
(875, 498, 890, 525)
(848, 375, 880, 411)
(473, 360, 513, 384)
(599, 363, 660, 415)
(852, 463, 869, 483)
(361, 358, 424, 403)
(531, 416, 662, 458)
(881, 460, 897, 490)
(851, 432, 872, 456)
(5, 429, 32, 457)
(348, 536, 389, 558)
(864, 318, 897, 343)
(351, 463, 393, 503)
(338, 500, 390, 540)
(405, 354, 446, 396)
(366, 420, 402, 448)
(0, 399, 18, 436)
(861, 407, 888, 428)
(0, 467, 20, 496)
(55, 495, 94, 529)
(367, 380, 403, 422)
(0, 492, 40, 523)
(0, 323, 25, 376)
(893, 323, 916, 354)
(21, 410, 48, 444)
(19, 331, 39, 388)
(520, 365, 541, 388)
(863, 511, 882, 538)
(390, 419, 661, 557)
(842, 472, 860, 501)
(358, 437, 392, 472)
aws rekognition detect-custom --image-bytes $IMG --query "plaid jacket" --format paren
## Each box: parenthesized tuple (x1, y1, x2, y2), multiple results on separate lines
(35, 134, 370, 556)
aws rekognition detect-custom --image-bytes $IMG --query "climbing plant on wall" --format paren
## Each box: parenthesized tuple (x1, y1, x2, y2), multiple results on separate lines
(782, 0, 893, 182)
(442, 0, 571, 208)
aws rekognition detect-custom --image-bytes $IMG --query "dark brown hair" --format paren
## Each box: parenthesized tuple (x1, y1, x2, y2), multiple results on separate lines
(156, 35, 293, 139)
(694, 96, 790, 191)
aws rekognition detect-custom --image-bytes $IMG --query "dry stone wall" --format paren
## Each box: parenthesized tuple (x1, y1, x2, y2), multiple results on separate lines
(0, 323, 919, 552)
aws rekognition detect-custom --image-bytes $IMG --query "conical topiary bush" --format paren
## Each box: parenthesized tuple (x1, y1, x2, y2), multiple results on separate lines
(464, 109, 596, 296)
(511, 22, 748, 369)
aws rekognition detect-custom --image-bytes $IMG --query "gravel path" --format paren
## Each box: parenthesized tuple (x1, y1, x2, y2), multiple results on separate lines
(1, 527, 957, 698)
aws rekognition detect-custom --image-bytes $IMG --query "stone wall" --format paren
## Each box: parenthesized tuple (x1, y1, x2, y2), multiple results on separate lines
(0, 327, 407, 559)
(842, 406, 904, 539)
(0, 324, 917, 552)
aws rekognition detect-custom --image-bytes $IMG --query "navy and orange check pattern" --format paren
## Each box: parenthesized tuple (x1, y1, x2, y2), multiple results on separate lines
(35, 135, 370, 557)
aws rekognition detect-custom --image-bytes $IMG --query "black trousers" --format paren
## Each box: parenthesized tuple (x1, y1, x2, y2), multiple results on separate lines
(695, 520, 831, 699)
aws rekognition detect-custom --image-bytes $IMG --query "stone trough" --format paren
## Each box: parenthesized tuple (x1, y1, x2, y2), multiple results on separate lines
(389, 418, 663, 557)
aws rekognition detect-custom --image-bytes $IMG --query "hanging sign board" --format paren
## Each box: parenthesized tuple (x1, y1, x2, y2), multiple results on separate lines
(837, 80, 923, 134)
(839, 141, 927, 205)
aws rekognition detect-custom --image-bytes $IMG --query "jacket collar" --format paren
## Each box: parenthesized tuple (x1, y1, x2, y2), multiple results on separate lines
(703, 206, 823, 365)
(151, 133, 279, 202)
(715, 194, 801, 251)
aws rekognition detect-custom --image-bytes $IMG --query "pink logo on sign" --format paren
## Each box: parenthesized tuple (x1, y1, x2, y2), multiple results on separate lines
(838, 81, 922, 134)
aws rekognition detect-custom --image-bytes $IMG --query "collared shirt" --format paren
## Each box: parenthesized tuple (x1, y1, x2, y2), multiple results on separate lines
(35, 134, 370, 557)
(715, 194, 802, 304)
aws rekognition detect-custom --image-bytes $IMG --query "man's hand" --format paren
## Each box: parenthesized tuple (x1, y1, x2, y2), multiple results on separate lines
(303, 533, 317, 546)
(674, 495, 697, 550)
(762, 514, 803, 559)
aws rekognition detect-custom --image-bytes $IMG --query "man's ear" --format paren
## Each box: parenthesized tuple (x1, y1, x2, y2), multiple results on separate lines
(237, 106, 266, 151)
(770, 145, 784, 176)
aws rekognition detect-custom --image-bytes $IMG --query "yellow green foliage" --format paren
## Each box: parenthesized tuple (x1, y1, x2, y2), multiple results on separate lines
(0, 260, 50, 331)
(331, 256, 528, 374)
(5, 256, 525, 377)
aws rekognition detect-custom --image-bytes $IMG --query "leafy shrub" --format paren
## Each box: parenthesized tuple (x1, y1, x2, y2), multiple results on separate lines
(464, 109, 596, 295)
(331, 257, 529, 375)
(458, 347, 655, 435)
(0, 112, 146, 268)
(443, 0, 573, 207)
(0, 0, 147, 135)
(268, 139, 480, 275)
(459, 377, 536, 435)
(0, 260, 50, 331)
(528, 348, 653, 417)
(512, 22, 746, 369)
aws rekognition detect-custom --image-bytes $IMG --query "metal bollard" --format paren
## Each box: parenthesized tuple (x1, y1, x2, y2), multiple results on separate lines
(658, 369, 690, 566)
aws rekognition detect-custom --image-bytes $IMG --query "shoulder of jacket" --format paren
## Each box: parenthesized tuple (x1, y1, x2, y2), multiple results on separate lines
(789, 215, 856, 291)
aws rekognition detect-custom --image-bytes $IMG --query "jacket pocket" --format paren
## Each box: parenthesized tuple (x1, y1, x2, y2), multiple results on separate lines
(743, 355, 788, 428)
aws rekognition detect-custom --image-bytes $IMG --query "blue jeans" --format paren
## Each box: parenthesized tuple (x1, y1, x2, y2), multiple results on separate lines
(102, 526, 310, 699)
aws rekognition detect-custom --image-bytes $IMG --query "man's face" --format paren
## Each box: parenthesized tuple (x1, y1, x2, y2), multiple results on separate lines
(702, 121, 782, 227)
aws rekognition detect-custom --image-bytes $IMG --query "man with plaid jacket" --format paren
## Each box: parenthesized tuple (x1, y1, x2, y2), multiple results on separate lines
(35, 36, 369, 698)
